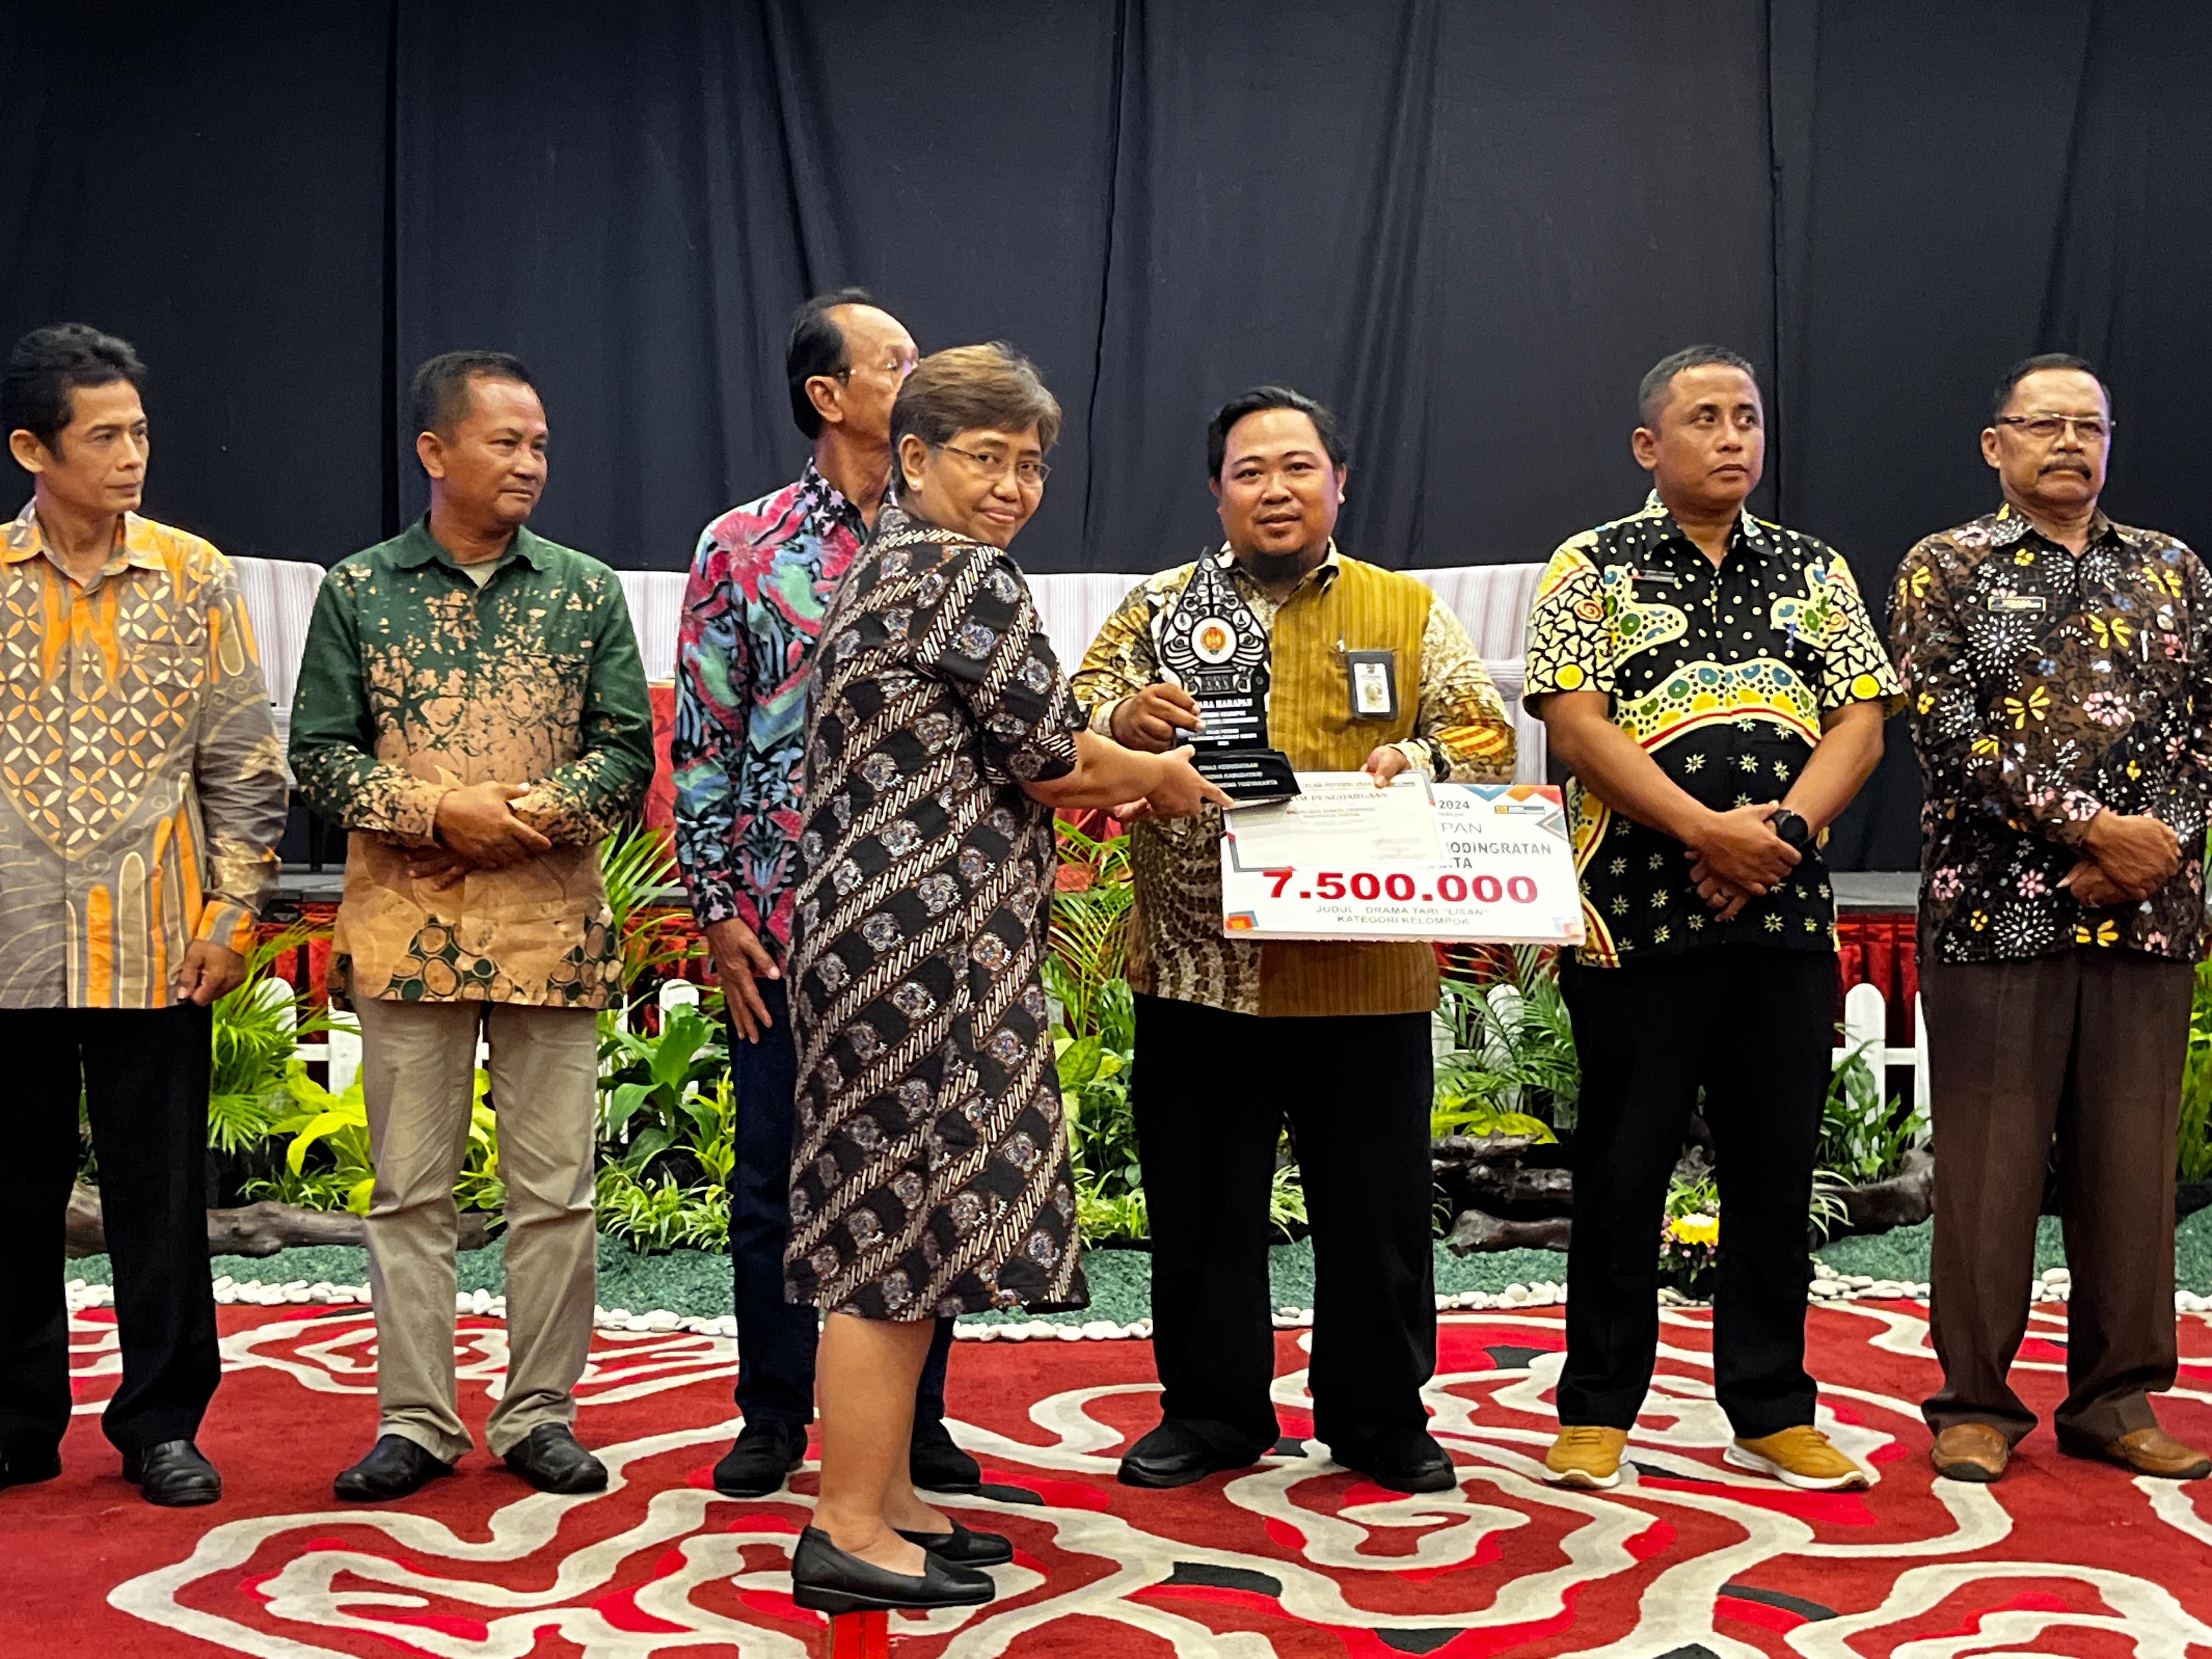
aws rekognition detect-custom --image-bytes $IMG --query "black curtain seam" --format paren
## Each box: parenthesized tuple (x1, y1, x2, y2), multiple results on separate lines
(1763, 0, 1786, 522)
(1078, 0, 1133, 566)
(379, 0, 401, 541)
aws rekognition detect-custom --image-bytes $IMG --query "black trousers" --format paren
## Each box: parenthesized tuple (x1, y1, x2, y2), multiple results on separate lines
(1133, 993, 1436, 1458)
(0, 1002, 219, 1462)
(1558, 946, 1833, 1438)
(726, 978, 951, 1427)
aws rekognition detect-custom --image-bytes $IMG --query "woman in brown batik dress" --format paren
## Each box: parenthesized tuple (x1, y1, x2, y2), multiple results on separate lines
(782, 345, 1224, 1615)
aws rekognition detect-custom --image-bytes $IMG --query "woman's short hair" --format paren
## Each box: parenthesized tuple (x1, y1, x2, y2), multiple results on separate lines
(892, 342, 1062, 455)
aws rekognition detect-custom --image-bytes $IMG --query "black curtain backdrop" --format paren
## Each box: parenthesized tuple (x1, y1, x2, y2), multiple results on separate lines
(4, 1, 2209, 868)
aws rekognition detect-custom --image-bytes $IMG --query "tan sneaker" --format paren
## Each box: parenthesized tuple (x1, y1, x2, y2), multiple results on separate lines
(1726, 1426, 1870, 1491)
(1544, 1425, 1629, 1489)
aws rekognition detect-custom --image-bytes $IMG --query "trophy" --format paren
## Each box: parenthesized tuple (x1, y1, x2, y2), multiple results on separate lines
(1153, 551, 1300, 802)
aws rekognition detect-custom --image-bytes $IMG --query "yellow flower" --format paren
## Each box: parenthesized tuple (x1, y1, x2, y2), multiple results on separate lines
(2001, 685, 2050, 727)
(1971, 734, 2000, 758)
(1669, 1214, 1719, 1247)
(2086, 614, 2134, 651)
(2076, 918, 2119, 946)
(1916, 692, 1935, 714)
(1905, 566, 1933, 598)
(2014, 547, 2035, 565)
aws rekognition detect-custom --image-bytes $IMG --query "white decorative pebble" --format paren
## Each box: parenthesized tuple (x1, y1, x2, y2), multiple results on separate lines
(644, 1311, 679, 1331)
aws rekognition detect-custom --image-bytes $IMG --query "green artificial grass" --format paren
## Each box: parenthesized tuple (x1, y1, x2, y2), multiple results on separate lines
(64, 1209, 2212, 1322)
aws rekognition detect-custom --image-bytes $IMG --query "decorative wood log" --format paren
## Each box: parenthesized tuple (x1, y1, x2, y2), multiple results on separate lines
(1429, 1132, 1541, 1167)
(1455, 1163, 1574, 1216)
(1446, 1207, 1571, 1255)
(66, 1183, 493, 1260)
(1826, 1147, 1936, 1238)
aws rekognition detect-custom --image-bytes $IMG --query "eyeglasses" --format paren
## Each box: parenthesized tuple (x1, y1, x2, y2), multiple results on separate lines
(1994, 413, 2112, 443)
(940, 443, 1050, 488)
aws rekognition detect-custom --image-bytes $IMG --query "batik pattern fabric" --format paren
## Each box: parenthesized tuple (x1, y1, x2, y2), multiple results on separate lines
(288, 519, 654, 1009)
(0, 505, 286, 1008)
(1889, 503, 2212, 964)
(1523, 493, 1901, 968)
(786, 505, 1089, 1320)
(670, 461, 866, 958)
(1070, 546, 1516, 1015)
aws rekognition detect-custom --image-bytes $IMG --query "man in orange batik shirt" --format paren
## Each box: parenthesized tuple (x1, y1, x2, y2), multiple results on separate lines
(0, 324, 287, 1508)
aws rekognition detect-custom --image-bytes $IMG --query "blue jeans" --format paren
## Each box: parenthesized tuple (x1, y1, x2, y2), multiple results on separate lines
(727, 977, 953, 1427)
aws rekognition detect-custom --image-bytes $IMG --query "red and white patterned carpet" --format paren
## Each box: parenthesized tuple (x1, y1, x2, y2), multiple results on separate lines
(13, 1297, 2212, 1656)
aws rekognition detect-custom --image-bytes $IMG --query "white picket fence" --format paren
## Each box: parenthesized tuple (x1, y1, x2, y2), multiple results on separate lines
(276, 972, 1925, 1115)
(1840, 979, 1931, 1114)
(281, 977, 706, 1096)
(1440, 975, 1929, 1113)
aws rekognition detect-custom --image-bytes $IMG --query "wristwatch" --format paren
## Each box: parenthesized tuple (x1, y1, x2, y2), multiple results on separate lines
(1768, 806, 1813, 851)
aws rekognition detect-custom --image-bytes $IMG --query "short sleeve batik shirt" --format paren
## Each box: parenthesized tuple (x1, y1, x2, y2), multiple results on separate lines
(1524, 493, 1901, 967)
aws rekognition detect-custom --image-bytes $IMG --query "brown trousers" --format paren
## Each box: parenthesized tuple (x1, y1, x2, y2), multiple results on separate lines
(1920, 948, 2191, 1448)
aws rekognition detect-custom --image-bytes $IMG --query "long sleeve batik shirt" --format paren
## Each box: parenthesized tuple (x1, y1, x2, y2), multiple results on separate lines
(1523, 494, 1901, 968)
(671, 461, 866, 962)
(289, 518, 654, 1008)
(0, 503, 286, 1008)
(1891, 502, 2212, 963)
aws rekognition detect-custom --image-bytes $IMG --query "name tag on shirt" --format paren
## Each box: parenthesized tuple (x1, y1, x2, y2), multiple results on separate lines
(1987, 593, 2047, 614)
(1344, 649, 1399, 720)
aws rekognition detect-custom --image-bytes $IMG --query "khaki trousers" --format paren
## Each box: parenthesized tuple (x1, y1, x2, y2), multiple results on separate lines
(1920, 948, 2191, 1449)
(356, 996, 600, 1461)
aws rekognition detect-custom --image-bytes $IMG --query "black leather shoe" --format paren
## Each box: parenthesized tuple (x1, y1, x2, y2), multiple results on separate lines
(909, 1418, 981, 1492)
(896, 1517, 1014, 1567)
(714, 1421, 809, 1497)
(1116, 1420, 1261, 1489)
(790, 1525, 996, 1613)
(1333, 1426, 1457, 1494)
(123, 1440, 222, 1506)
(1, 1444, 61, 1491)
(502, 1424, 608, 1493)
(335, 1434, 454, 1502)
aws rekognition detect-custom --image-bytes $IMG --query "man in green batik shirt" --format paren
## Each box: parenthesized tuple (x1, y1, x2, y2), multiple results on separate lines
(290, 351, 652, 1504)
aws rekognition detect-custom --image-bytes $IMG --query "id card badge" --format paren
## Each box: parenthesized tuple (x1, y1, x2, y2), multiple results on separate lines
(1344, 648, 1399, 720)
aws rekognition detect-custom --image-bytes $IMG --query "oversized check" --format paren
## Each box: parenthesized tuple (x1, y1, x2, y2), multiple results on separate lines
(1218, 772, 1584, 945)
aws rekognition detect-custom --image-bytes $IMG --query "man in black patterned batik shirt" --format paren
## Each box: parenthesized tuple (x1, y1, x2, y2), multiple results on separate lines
(1525, 345, 1897, 1497)
(1893, 353, 2212, 1487)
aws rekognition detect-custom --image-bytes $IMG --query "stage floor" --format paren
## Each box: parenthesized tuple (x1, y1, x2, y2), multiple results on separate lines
(15, 1299, 2212, 1656)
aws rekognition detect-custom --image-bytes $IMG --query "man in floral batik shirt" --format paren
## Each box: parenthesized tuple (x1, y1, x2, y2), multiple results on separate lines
(1893, 353, 2212, 1486)
(291, 351, 652, 1504)
(0, 325, 286, 1508)
(671, 291, 979, 1500)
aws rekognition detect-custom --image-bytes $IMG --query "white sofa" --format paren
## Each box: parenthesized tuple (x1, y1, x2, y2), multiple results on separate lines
(234, 557, 1549, 782)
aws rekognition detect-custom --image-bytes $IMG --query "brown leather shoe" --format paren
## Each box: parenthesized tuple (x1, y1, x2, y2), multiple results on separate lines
(1929, 1423, 2008, 1482)
(2067, 1427, 2212, 1480)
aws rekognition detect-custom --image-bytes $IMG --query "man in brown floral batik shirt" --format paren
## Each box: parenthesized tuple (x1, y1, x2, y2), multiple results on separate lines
(291, 352, 652, 1503)
(1893, 353, 2212, 1486)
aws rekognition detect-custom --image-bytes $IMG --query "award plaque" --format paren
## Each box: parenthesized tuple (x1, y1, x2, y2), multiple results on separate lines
(1154, 550, 1300, 802)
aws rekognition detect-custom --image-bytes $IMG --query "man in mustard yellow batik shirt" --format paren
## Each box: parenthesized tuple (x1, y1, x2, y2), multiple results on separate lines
(291, 351, 652, 1504)
(0, 325, 287, 1508)
(1072, 386, 1514, 1497)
